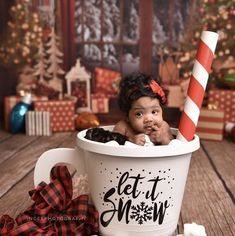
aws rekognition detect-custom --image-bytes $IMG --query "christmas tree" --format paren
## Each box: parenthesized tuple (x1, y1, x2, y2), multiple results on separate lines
(46, 28, 64, 80)
(0, 2, 43, 69)
(178, 0, 235, 81)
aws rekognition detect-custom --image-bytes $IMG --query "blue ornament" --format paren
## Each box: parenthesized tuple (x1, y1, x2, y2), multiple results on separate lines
(10, 94, 32, 134)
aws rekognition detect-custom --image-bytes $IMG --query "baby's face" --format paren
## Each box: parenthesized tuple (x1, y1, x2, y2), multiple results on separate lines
(128, 96, 163, 134)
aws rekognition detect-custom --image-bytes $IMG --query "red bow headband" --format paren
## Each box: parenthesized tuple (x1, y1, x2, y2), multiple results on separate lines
(149, 80, 166, 103)
(128, 80, 166, 104)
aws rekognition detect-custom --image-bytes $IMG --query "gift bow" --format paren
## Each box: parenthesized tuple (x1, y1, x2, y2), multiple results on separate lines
(207, 103, 218, 110)
(0, 166, 99, 236)
(149, 80, 166, 103)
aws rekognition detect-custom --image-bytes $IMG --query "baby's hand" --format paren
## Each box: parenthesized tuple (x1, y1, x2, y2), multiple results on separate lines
(150, 121, 173, 145)
(131, 133, 146, 146)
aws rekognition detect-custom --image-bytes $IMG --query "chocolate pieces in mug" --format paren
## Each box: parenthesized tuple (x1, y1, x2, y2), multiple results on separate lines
(84, 127, 128, 145)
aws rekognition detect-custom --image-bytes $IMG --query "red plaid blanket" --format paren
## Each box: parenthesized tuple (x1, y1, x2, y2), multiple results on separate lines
(0, 166, 99, 235)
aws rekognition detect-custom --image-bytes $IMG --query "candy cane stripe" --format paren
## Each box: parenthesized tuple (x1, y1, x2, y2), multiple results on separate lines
(192, 60, 209, 90)
(196, 40, 214, 73)
(177, 31, 218, 142)
(184, 96, 200, 126)
(187, 75, 205, 109)
(201, 31, 218, 53)
(178, 111, 196, 141)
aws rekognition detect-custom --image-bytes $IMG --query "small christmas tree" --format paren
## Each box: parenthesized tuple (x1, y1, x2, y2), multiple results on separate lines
(34, 40, 49, 82)
(46, 28, 65, 93)
(0, 2, 43, 69)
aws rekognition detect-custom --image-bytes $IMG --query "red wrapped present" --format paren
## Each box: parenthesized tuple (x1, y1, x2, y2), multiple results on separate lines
(34, 100, 75, 132)
(94, 67, 120, 96)
(208, 89, 235, 123)
(4, 95, 48, 131)
(91, 93, 109, 113)
(196, 108, 224, 141)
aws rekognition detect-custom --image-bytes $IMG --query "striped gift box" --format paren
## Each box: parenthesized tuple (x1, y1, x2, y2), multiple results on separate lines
(196, 108, 224, 141)
(91, 94, 109, 113)
(25, 111, 51, 136)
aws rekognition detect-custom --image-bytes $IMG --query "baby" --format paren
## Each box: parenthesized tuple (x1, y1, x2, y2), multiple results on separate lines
(113, 72, 173, 146)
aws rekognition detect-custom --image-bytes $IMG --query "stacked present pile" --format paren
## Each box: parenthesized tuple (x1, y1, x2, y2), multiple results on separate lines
(4, 59, 122, 135)
(34, 100, 75, 133)
(196, 89, 235, 141)
(4, 95, 48, 132)
(4, 95, 76, 136)
(65, 59, 120, 114)
(91, 67, 121, 114)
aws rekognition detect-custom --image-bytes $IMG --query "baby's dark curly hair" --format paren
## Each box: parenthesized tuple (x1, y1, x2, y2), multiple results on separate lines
(117, 72, 165, 115)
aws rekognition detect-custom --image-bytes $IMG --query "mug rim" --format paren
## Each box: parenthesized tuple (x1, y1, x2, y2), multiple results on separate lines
(76, 125, 200, 158)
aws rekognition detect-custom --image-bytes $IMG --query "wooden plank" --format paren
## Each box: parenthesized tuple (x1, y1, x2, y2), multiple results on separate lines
(0, 131, 234, 235)
(201, 140, 235, 196)
(0, 166, 78, 218)
(0, 170, 34, 218)
(0, 132, 77, 198)
(181, 148, 235, 236)
(177, 215, 184, 235)
(0, 129, 12, 142)
(0, 168, 81, 219)
(0, 133, 39, 164)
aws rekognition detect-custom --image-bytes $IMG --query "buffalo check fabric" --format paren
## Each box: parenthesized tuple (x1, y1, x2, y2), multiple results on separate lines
(0, 166, 99, 236)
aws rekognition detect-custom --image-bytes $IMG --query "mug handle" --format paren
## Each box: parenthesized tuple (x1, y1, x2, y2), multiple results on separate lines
(34, 147, 86, 187)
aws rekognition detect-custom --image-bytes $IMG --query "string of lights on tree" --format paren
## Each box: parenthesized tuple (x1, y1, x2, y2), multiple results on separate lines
(0, 3, 42, 69)
(178, 0, 235, 82)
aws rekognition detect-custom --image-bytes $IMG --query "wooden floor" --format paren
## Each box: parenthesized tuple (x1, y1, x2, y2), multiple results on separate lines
(0, 128, 234, 235)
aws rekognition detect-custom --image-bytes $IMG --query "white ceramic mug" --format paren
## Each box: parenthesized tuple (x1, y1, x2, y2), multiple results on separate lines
(34, 126, 200, 236)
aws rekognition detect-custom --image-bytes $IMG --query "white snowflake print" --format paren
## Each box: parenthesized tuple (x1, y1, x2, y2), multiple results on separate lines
(130, 202, 153, 225)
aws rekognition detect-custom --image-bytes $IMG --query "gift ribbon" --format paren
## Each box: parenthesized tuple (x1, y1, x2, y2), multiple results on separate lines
(0, 166, 99, 236)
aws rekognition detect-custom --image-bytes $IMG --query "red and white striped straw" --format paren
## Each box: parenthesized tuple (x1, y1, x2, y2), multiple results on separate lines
(177, 31, 219, 142)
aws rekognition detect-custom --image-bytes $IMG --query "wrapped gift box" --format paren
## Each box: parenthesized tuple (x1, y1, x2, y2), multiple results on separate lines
(94, 67, 120, 97)
(196, 108, 224, 141)
(166, 85, 184, 109)
(26, 111, 51, 136)
(91, 94, 109, 113)
(4, 95, 48, 131)
(208, 89, 235, 123)
(34, 100, 75, 132)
